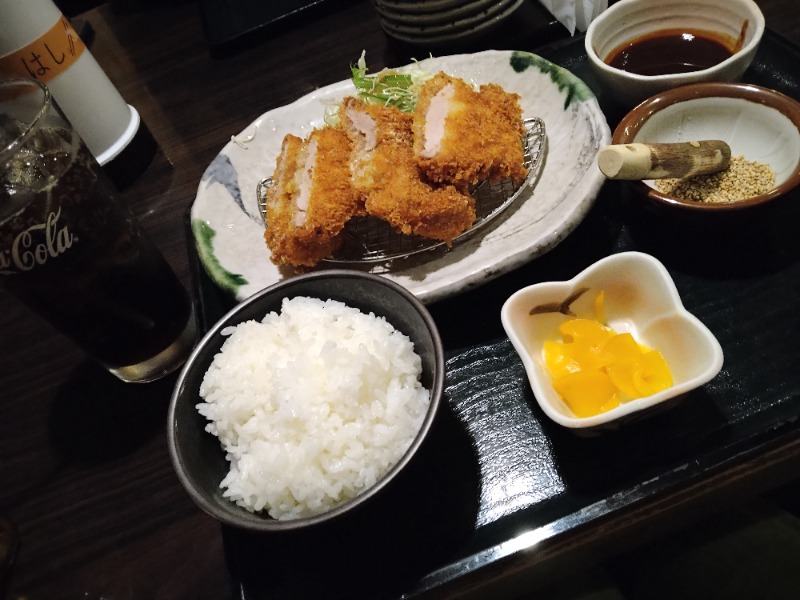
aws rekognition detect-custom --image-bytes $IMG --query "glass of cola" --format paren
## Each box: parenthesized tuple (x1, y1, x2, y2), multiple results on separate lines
(0, 78, 196, 383)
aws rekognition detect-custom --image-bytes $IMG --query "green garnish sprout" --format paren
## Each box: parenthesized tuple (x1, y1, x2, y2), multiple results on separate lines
(350, 50, 431, 113)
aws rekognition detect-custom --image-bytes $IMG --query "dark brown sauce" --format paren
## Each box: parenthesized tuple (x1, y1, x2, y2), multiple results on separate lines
(606, 28, 736, 76)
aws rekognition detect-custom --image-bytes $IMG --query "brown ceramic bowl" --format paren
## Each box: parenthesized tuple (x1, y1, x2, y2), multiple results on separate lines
(612, 82, 800, 215)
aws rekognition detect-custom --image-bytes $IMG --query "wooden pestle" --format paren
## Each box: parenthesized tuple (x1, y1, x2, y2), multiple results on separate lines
(598, 140, 731, 180)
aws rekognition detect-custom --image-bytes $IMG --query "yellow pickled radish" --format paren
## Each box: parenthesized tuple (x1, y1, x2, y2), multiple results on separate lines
(599, 395, 622, 414)
(559, 318, 615, 345)
(633, 350, 673, 396)
(551, 370, 620, 418)
(606, 356, 646, 399)
(540, 290, 674, 418)
(607, 351, 672, 399)
(544, 337, 606, 375)
(599, 332, 642, 367)
(595, 289, 605, 323)
(543, 340, 580, 378)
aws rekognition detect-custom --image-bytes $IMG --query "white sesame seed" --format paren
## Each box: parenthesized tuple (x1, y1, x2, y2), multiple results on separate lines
(654, 156, 775, 203)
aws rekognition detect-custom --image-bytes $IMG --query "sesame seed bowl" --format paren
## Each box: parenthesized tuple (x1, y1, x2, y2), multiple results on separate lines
(612, 82, 800, 215)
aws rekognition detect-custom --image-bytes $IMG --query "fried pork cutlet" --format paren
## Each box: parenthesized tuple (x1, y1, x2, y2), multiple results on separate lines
(339, 96, 475, 244)
(413, 72, 527, 187)
(339, 96, 414, 196)
(264, 127, 361, 268)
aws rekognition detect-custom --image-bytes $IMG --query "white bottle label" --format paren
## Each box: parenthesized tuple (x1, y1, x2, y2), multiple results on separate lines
(0, 15, 86, 83)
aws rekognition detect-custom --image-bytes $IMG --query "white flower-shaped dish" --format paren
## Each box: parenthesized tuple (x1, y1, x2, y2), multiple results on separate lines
(500, 252, 724, 431)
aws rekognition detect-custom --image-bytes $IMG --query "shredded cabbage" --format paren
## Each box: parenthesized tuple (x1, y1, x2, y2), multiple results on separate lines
(323, 51, 433, 126)
(349, 50, 432, 113)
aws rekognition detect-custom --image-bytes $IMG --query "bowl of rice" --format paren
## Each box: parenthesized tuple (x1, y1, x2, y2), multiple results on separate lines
(168, 270, 444, 531)
(612, 82, 800, 216)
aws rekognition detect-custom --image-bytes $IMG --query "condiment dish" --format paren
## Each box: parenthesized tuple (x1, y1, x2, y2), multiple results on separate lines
(168, 270, 445, 531)
(501, 252, 724, 432)
(612, 82, 800, 214)
(585, 0, 764, 107)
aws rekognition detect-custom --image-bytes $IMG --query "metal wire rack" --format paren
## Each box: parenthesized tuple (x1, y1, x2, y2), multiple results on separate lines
(257, 116, 546, 265)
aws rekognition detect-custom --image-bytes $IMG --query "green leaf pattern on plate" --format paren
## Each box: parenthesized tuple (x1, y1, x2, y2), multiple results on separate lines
(191, 219, 248, 294)
(509, 51, 594, 110)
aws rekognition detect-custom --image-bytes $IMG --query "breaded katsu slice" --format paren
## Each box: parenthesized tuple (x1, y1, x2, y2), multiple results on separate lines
(365, 146, 477, 244)
(338, 95, 413, 196)
(413, 72, 527, 186)
(338, 96, 475, 244)
(264, 128, 360, 268)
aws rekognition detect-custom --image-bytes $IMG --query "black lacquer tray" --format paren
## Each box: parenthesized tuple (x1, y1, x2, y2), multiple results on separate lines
(187, 29, 800, 599)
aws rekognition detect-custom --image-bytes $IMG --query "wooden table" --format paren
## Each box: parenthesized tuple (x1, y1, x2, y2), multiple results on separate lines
(3, 1, 800, 598)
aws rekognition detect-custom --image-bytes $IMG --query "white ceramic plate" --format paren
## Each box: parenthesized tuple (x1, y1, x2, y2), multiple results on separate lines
(191, 50, 610, 303)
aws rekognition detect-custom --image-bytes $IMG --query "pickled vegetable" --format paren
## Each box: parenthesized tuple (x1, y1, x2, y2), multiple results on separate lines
(542, 293, 673, 418)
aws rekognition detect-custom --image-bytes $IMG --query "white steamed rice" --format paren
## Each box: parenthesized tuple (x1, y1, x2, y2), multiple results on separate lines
(196, 296, 431, 521)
